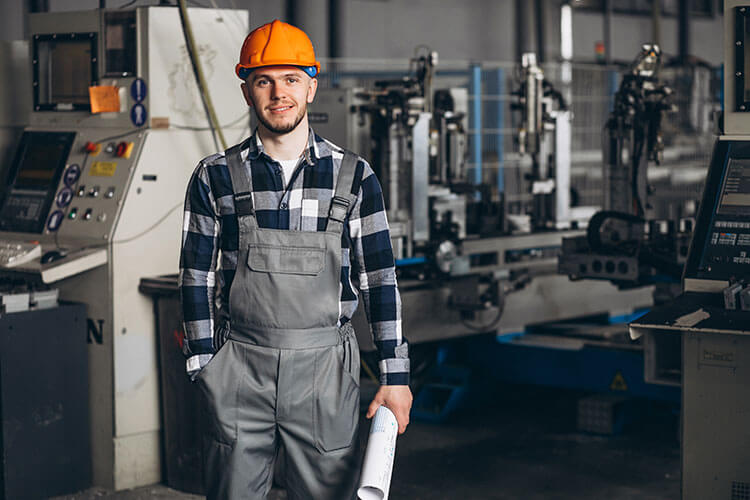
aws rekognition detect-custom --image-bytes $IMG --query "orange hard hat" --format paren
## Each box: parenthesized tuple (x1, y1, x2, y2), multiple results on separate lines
(235, 19, 321, 80)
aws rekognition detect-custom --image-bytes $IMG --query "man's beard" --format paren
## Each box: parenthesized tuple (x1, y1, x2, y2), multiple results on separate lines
(254, 100, 307, 135)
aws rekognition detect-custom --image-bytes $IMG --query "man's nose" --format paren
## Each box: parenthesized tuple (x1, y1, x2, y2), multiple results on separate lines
(270, 84, 283, 99)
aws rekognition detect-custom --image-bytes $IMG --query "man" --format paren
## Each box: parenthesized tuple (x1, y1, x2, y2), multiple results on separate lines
(179, 19, 412, 499)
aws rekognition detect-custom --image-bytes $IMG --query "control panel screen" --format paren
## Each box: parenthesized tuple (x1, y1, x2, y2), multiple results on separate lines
(0, 131, 75, 234)
(718, 158, 750, 216)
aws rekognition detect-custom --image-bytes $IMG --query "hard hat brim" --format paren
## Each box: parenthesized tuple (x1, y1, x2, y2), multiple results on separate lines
(235, 62, 321, 80)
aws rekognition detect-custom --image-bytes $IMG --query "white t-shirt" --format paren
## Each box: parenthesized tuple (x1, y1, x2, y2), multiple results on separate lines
(276, 158, 300, 188)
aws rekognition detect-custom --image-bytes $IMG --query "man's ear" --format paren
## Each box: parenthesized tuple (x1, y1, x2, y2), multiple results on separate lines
(241, 81, 253, 107)
(306, 78, 318, 104)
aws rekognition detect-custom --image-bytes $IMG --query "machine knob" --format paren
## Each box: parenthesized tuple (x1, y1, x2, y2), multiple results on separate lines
(115, 142, 133, 158)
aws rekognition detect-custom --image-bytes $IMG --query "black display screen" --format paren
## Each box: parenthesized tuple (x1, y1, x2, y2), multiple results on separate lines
(0, 131, 75, 234)
(718, 158, 750, 216)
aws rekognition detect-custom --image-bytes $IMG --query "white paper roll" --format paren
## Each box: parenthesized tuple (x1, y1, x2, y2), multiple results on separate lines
(357, 406, 398, 500)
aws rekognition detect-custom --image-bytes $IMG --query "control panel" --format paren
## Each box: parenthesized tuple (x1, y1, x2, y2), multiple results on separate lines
(0, 129, 143, 243)
(687, 140, 750, 282)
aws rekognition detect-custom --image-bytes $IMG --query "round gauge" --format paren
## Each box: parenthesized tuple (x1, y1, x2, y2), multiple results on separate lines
(56, 187, 73, 208)
(64, 164, 81, 187)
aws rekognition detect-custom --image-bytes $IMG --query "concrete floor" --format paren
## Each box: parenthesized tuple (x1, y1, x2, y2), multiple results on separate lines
(52, 380, 680, 500)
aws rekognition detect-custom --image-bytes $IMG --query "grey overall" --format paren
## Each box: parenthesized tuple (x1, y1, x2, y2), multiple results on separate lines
(196, 145, 361, 499)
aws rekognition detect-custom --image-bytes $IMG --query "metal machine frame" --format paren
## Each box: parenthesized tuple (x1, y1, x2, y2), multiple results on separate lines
(312, 53, 654, 351)
(0, 7, 248, 490)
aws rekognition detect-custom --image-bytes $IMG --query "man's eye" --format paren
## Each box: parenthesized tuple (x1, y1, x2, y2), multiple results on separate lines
(287, 78, 299, 84)
(257, 80, 269, 86)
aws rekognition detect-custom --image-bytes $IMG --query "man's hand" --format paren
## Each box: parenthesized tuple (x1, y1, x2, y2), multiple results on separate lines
(366, 385, 413, 434)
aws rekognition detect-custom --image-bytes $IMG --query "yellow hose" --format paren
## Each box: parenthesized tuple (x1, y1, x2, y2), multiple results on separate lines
(177, 0, 227, 150)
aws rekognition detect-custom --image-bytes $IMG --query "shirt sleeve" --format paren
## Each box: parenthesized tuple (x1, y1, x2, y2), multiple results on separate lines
(178, 161, 220, 379)
(348, 159, 410, 385)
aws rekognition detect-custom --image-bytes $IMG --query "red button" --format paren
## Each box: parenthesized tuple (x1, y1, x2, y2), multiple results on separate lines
(115, 142, 127, 157)
(84, 141, 98, 153)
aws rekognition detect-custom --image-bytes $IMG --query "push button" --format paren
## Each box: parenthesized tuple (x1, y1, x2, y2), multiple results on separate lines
(83, 209, 93, 221)
(116, 142, 134, 158)
(77, 185, 86, 197)
(64, 164, 81, 186)
(84, 142, 101, 155)
(280, 202, 288, 209)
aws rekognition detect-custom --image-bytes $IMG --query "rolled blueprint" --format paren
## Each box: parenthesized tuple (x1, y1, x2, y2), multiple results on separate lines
(358, 406, 398, 500)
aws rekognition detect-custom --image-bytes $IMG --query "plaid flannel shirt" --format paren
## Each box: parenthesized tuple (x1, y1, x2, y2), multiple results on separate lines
(179, 128, 409, 385)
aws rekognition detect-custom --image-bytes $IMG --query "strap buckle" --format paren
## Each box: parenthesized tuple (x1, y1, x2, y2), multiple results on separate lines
(234, 191, 254, 216)
(328, 195, 350, 223)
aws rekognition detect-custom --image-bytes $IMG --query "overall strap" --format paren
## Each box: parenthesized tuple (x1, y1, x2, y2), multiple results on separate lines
(326, 151, 358, 234)
(225, 143, 257, 229)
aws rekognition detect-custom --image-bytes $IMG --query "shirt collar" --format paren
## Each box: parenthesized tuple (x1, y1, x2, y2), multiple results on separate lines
(243, 127, 322, 166)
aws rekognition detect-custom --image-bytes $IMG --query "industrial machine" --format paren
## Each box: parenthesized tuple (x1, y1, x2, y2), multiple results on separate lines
(628, 2, 750, 497)
(312, 52, 653, 351)
(559, 45, 693, 293)
(513, 52, 574, 230)
(0, 7, 248, 490)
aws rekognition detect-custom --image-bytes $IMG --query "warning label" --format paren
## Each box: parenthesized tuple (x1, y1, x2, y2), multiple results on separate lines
(610, 371, 628, 391)
(90, 161, 117, 177)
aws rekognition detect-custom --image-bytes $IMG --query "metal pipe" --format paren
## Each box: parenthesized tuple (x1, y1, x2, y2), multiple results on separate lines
(291, 0, 329, 58)
(535, 0, 544, 63)
(678, 0, 690, 64)
(286, 0, 296, 26)
(652, 0, 661, 46)
(496, 68, 505, 195)
(27, 0, 48, 12)
(471, 64, 483, 192)
(603, 0, 612, 65)
(515, 0, 537, 61)
(329, 0, 346, 59)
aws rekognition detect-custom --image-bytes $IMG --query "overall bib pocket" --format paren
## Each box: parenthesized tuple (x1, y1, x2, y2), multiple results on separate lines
(247, 243, 325, 275)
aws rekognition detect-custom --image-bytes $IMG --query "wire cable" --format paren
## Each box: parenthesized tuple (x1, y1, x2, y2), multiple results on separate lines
(112, 203, 182, 244)
(177, 0, 227, 151)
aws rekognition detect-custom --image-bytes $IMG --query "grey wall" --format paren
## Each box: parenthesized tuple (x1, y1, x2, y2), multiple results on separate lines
(1, 0, 27, 43)
(0, 0, 725, 64)
(340, 0, 515, 60)
(568, 8, 723, 64)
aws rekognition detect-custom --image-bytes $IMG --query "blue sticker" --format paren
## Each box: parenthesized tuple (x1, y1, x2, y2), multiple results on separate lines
(131, 103, 147, 127)
(56, 187, 73, 208)
(64, 164, 81, 187)
(131, 78, 147, 103)
(47, 210, 64, 232)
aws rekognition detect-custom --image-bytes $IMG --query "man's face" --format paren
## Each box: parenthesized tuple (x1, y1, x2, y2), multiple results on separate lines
(241, 66, 318, 135)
